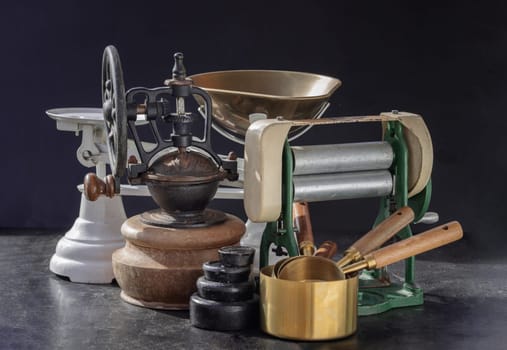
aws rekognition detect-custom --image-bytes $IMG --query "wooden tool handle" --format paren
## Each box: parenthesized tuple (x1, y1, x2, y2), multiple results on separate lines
(351, 206, 414, 255)
(315, 241, 338, 258)
(366, 221, 463, 269)
(294, 202, 314, 244)
(83, 173, 116, 201)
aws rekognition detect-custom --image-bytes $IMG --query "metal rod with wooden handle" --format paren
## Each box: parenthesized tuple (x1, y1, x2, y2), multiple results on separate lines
(337, 206, 415, 267)
(342, 221, 463, 275)
(295, 203, 339, 258)
(294, 202, 316, 256)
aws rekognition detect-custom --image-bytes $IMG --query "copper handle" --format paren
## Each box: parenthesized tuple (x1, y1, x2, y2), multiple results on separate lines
(351, 206, 415, 255)
(294, 202, 314, 244)
(367, 221, 463, 269)
(83, 173, 116, 201)
(315, 241, 338, 259)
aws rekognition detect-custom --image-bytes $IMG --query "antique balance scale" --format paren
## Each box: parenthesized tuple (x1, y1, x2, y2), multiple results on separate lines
(49, 44, 437, 314)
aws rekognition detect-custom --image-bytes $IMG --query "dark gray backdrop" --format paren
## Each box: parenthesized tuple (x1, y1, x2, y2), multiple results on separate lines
(1, 1, 505, 255)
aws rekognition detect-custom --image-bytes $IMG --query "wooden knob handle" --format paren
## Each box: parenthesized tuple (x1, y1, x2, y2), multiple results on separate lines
(351, 206, 415, 255)
(83, 173, 116, 201)
(315, 241, 338, 259)
(294, 202, 314, 244)
(366, 221, 463, 269)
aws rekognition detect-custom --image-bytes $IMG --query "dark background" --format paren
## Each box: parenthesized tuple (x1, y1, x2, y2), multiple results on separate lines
(1, 1, 505, 256)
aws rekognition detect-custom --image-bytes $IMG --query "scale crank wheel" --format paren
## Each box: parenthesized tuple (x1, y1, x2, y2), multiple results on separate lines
(102, 45, 128, 189)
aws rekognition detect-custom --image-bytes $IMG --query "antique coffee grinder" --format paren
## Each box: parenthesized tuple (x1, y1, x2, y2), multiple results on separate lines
(84, 45, 245, 309)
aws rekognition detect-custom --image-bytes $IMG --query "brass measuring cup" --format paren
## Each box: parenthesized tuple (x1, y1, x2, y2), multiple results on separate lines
(260, 221, 463, 340)
(271, 240, 338, 279)
(274, 206, 414, 278)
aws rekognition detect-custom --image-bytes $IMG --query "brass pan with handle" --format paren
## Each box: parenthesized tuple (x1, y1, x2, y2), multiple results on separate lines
(260, 221, 463, 341)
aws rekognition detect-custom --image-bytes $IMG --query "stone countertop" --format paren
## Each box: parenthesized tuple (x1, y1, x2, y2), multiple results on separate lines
(0, 230, 506, 350)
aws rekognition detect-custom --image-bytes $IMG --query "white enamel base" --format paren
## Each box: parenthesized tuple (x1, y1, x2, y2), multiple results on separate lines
(50, 193, 126, 284)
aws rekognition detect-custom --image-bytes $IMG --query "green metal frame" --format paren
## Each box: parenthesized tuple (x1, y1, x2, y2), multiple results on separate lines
(358, 120, 431, 315)
(259, 140, 299, 267)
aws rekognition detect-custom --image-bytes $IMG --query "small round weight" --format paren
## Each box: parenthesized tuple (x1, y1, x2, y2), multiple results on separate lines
(202, 261, 251, 283)
(190, 293, 259, 331)
(196, 276, 254, 302)
(218, 246, 255, 267)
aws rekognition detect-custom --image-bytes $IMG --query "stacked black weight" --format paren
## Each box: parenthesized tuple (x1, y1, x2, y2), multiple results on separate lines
(190, 246, 258, 331)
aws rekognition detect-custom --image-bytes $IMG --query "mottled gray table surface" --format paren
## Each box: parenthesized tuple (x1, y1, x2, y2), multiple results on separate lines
(1, 230, 506, 350)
